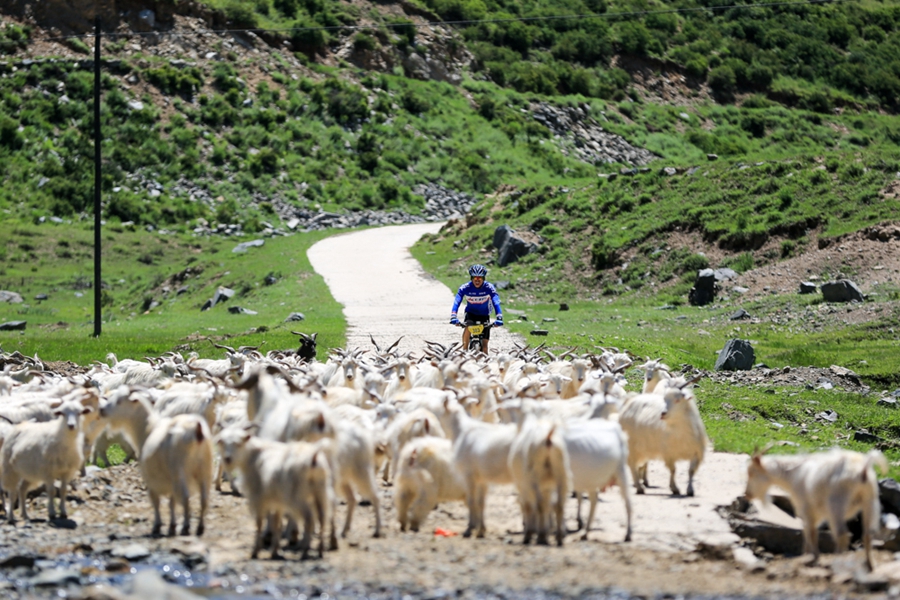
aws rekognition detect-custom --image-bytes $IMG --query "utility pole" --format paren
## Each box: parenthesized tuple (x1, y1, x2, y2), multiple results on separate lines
(93, 16, 102, 337)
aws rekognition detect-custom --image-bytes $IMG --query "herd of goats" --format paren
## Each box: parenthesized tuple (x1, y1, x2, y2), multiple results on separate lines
(0, 332, 888, 571)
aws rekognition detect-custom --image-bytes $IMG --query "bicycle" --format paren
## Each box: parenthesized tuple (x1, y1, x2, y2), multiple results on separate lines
(456, 321, 493, 352)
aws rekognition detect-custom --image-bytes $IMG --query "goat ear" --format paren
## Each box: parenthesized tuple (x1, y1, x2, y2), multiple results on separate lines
(81, 406, 93, 415)
(195, 422, 205, 443)
(408, 448, 418, 466)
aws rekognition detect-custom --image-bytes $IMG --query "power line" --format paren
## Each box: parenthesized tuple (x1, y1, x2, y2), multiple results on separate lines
(25, 0, 863, 43)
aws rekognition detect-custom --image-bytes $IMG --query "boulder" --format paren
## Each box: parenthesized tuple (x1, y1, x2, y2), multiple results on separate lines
(493, 225, 514, 250)
(715, 339, 755, 371)
(799, 281, 817, 294)
(821, 279, 864, 303)
(879, 479, 900, 516)
(494, 225, 538, 267)
(730, 308, 751, 320)
(285, 312, 305, 322)
(228, 306, 258, 315)
(688, 269, 719, 306)
(0, 321, 27, 331)
(0, 290, 23, 303)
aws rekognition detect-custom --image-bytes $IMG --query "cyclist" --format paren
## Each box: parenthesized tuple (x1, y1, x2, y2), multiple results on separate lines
(449, 264, 503, 354)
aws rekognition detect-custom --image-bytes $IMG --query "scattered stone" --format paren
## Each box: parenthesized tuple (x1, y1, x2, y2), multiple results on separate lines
(707, 154, 718, 161)
(111, 543, 151, 561)
(285, 312, 305, 322)
(264, 275, 278, 286)
(559, 303, 569, 311)
(732, 546, 763, 570)
(732, 286, 749, 294)
(0, 320, 27, 331)
(228, 306, 258, 315)
(730, 309, 750, 320)
(853, 429, 880, 443)
(530, 329, 549, 336)
(34, 293, 48, 301)
(494, 280, 510, 290)
(821, 279, 864, 303)
(0, 290, 23, 303)
(714, 339, 755, 371)
(799, 281, 817, 294)
(201, 287, 234, 311)
(232, 239, 265, 253)
(815, 410, 838, 423)
(661, 167, 678, 176)
(0, 555, 39, 568)
(126, 569, 204, 599)
(30, 568, 81, 587)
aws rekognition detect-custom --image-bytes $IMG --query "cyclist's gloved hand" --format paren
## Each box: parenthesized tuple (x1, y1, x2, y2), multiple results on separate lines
(450, 316, 459, 326)
(493, 315, 504, 327)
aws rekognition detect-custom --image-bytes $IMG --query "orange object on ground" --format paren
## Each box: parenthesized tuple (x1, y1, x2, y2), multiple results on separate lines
(433, 527, 458, 537)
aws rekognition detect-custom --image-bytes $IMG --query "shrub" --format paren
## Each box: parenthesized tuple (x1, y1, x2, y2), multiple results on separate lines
(591, 238, 616, 270)
(352, 32, 378, 52)
(721, 252, 754, 273)
(478, 96, 496, 120)
(617, 22, 651, 55)
(708, 65, 736, 97)
(401, 89, 431, 114)
(224, 0, 259, 28)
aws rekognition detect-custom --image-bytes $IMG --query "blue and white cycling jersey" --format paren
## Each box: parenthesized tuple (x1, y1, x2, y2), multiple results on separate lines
(451, 281, 502, 319)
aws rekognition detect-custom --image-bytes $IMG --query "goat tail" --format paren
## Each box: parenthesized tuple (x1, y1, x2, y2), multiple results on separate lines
(867, 449, 889, 476)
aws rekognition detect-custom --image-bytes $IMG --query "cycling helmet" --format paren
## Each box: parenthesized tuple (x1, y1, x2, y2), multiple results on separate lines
(468, 264, 488, 278)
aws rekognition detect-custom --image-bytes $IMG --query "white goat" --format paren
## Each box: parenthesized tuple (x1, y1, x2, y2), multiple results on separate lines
(442, 398, 518, 538)
(284, 404, 383, 538)
(395, 436, 466, 532)
(618, 387, 707, 496)
(563, 418, 632, 541)
(1, 398, 92, 522)
(745, 447, 887, 571)
(100, 390, 213, 536)
(216, 425, 334, 559)
(509, 414, 570, 546)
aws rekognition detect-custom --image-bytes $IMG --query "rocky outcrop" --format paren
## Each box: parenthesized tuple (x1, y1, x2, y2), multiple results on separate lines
(531, 102, 657, 167)
(493, 225, 539, 267)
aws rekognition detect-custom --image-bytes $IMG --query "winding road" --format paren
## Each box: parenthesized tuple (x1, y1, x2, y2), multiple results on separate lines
(307, 223, 524, 356)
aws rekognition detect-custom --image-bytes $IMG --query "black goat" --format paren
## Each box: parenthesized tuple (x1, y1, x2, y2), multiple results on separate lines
(291, 331, 318, 362)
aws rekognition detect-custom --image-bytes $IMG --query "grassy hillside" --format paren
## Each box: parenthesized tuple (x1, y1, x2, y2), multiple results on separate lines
(0, 219, 346, 364)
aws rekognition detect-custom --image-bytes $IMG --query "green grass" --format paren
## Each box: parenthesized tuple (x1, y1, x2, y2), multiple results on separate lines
(0, 221, 347, 364)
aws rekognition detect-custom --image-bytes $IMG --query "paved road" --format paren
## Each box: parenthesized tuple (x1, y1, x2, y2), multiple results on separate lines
(307, 223, 524, 357)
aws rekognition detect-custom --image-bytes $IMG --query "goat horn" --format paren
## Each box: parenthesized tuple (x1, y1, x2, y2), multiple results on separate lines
(676, 374, 703, 389)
